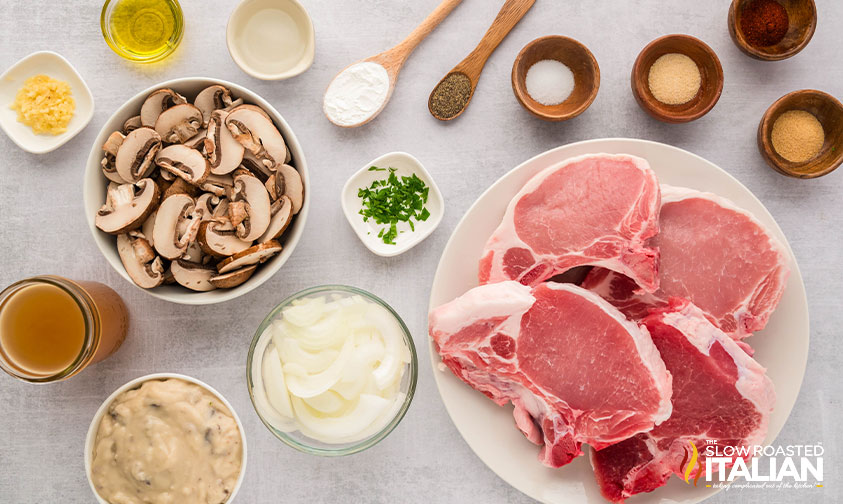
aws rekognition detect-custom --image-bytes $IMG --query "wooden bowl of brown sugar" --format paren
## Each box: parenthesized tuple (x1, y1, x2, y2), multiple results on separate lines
(758, 90, 843, 179)
(631, 34, 724, 123)
(728, 0, 817, 61)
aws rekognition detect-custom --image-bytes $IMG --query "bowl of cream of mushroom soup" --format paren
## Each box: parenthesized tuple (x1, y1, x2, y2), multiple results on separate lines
(85, 374, 247, 504)
(83, 77, 309, 305)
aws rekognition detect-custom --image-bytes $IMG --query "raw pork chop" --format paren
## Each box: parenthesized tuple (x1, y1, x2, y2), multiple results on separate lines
(478, 154, 661, 291)
(583, 185, 789, 339)
(429, 281, 672, 468)
(590, 300, 775, 503)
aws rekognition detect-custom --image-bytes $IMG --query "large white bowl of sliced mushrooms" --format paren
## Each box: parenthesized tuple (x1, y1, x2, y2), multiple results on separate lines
(84, 78, 308, 304)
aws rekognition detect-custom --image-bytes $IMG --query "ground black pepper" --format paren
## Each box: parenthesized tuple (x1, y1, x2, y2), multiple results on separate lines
(429, 72, 472, 119)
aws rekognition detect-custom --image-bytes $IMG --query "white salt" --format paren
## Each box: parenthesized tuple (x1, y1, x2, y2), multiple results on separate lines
(525, 59, 574, 106)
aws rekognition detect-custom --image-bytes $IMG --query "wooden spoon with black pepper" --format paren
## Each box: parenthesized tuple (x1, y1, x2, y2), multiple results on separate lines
(429, 0, 536, 121)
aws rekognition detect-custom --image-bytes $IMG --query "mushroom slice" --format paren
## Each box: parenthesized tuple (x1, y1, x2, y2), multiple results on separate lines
(155, 144, 210, 185)
(198, 219, 252, 257)
(183, 239, 204, 263)
(152, 194, 202, 260)
(240, 150, 272, 182)
(154, 104, 203, 144)
(96, 179, 160, 234)
(183, 128, 207, 150)
(277, 164, 304, 214)
(123, 115, 142, 134)
(258, 195, 294, 243)
(170, 260, 217, 292)
(140, 88, 187, 127)
(209, 265, 257, 289)
(205, 110, 245, 175)
(221, 98, 244, 112)
(228, 172, 271, 241)
(101, 131, 128, 184)
(195, 193, 224, 221)
(194, 85, 234, 127)
(216, 240, 282, 274)
(225, 104, 288, 171)
(141, 211, 157, 247)
(201, 173, 234, 196)
(117, 233, 165, 289)
(163, 176, 201, 199)
(115, 127, 162, 183)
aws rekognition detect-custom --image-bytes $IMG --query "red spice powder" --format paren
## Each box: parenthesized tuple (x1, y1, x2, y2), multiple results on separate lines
(740, 0, 790, 47)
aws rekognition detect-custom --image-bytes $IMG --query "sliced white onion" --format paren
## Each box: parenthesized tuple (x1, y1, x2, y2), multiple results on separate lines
(262, 346, 294, 418)
(283, 335, 354, 398)
(291, 394, 390, 443)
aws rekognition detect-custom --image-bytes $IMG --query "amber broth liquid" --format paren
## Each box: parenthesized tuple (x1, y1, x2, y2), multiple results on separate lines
(0, 283, 85, 375)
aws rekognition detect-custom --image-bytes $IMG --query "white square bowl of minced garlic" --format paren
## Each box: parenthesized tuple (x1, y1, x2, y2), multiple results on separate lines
(342, 151, 445, 257)
(0, 51, 94, 154)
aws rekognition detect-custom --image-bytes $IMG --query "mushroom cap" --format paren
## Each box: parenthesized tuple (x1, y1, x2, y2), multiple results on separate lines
(153, 193, 197, 260)
(276, 164, 304, 214)
(216, 240, 282, 274)
(122, 115, 142, 134)
(170, 260, 217, 292)
(198, 219, 252, 258)
(141, 88, 187, 127)
(155, 144, 210, 185)
(258, 195, 294, 243)
(225, 104, 288, 171)
(209, 264, 257, 289)
(230, 173, 271, 241)
(206, 110, 245, 176)
(194, 85, 234, 127)
(115, 127, 162, 183)
(117, 234, 165, 289)
(154, 103, 203, 144)
(96, 179, 161, 235)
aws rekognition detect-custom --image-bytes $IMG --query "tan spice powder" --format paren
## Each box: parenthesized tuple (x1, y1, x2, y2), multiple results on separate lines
(771, 110, 825, 163)
(647, 53, 701, 105)
(430, 72, 472, 119)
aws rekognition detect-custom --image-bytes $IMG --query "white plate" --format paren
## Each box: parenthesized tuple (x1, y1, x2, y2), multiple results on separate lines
(427, 138, 809, 504)
(0, 51, 94, 154)
(341, 151, 444, 257)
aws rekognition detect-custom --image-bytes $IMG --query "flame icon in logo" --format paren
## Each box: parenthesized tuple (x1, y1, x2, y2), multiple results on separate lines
(679, 441, 704, 486)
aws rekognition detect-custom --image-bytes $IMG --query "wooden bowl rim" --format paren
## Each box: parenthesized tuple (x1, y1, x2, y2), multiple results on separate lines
(757, 89, 843, 178)
(728, 0, 818, 61)
(510, 35, 600, 122)
(631, 34, 724, 123)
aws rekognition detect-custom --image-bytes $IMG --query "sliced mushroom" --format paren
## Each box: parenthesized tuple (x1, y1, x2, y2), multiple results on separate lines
(156, 145, 210, 185)
(216, 240, 282, 274)
(154, 104, 203, 144)
(222, 97, 244, 112)
(101, 131, 128, 184)
(201, 173, 234, 196)
(228, 172, 271, 241)
(183, 239, 205, 263)
(163, 177, 200, 199)
(240, 150, 272, 182)
(141, 88, 187, 127)
(170, 260, 216, 292)
(123, 115, 142, 134)
(117, 233, 165, 289)
(183, 128, 207, 150)
(194, 85, 234, 127)
(205, 110, 245, 175)
(258, 195, 294, 243)
(158, 168, 176, 181)
(209, 265, 257, 289)
(195, 193, 224, 221)
(152, 194, 201, 259)
(96, 179, 160, 234)
(225, 105, 288, 171)
(141, 211, 157, 247)
(115, 128, 162, 183)
(198, 219, 252, 257)
(277, 164, 304, 214)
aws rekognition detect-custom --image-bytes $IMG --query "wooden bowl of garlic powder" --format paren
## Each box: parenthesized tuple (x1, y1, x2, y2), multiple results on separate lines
(84, 374, 247, 504)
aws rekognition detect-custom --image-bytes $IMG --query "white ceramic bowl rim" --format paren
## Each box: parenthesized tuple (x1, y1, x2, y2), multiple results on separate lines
(83, 77, 310, 305)
(84, 373, 248, 504)
(225, 0, 316, 80)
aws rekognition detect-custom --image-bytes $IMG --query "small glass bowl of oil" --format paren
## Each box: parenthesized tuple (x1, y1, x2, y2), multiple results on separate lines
(100, 0, 185, 63)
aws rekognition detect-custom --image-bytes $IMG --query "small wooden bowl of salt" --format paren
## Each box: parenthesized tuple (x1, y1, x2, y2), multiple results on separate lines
(511, 36, 600, 122)
(631, 34, 723, 123)
(757, 89, 843, 179)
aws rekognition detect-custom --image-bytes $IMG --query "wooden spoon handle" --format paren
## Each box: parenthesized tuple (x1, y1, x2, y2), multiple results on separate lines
(387, 0, 465, 67)
(463, 0, 536, 80)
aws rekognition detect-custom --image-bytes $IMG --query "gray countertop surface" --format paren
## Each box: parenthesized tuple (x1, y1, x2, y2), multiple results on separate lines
(0, 1, 840, 503)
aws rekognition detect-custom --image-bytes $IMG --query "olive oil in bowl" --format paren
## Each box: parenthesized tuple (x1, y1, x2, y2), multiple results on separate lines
(101, 0, 184, 63)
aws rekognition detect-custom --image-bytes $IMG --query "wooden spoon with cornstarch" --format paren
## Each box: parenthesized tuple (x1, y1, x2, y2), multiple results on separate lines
(323, 0, 465, 128)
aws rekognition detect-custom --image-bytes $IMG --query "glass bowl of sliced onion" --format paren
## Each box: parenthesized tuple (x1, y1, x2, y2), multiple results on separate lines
(246, 285, 418, 455)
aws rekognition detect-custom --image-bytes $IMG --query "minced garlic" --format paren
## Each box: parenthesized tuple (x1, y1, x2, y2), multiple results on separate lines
(10, 74, 75, 135)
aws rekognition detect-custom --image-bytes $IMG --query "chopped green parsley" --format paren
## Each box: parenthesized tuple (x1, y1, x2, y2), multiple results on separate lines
(358, 166, 431, 245)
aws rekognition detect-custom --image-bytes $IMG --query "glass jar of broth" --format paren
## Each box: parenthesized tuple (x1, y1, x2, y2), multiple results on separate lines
(0, 276, 129, 383)
(100, 0, 184, 63)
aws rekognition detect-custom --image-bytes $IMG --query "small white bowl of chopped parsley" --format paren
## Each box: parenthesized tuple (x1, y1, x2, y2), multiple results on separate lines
(342, 152, 444, 257)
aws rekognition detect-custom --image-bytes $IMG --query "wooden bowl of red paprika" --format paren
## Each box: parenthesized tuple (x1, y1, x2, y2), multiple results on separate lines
(728, 0, 817, 61)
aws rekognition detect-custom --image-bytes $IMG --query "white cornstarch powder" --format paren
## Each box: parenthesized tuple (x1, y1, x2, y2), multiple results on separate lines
(323, 62, 390, 126)
(525, 59, 575, 106)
